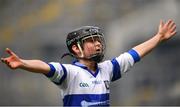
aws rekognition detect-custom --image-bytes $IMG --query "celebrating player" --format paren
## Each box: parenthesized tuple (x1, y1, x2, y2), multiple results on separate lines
(1, 19, 177, 106)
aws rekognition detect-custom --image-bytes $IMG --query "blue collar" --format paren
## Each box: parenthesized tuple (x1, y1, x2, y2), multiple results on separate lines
(72, 60, 99, 77)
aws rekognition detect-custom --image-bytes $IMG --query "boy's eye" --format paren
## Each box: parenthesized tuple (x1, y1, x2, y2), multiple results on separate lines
(82, 36, 103, 44)
(83, 37, 93, 43)
(94, 37, 102, 43)
(87, 37, 100, 42)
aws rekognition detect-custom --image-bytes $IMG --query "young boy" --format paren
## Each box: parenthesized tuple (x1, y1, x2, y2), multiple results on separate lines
(1, 19, 177, 106)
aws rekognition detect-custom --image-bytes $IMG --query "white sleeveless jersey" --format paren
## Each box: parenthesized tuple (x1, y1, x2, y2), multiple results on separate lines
(45, 49, 140, 106)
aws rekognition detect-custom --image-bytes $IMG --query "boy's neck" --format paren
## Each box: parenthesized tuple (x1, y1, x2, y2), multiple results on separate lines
(79, 60, 97, 73)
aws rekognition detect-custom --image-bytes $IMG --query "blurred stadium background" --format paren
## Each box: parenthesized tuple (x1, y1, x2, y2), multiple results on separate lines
(0, 0, 180, 106)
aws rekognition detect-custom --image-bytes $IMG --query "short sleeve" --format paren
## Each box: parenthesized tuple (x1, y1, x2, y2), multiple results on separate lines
(111, 49, 141, 81)
(45, 62, 67, 85)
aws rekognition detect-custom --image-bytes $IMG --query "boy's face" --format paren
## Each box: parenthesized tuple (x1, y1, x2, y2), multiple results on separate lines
(81, 35, 104, 58)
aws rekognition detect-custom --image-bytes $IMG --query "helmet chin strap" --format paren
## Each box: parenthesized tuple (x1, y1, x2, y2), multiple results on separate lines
(88, 53, 104, 63)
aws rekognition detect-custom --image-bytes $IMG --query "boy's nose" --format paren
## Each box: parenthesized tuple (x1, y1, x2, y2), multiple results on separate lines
(94, 40, 102, 47)
(94, 40, 100, 44)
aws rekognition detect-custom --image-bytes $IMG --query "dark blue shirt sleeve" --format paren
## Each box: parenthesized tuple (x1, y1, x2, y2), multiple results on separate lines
(111, 58, 121, 82)
(45, 64, 56, 77)
(128, 49, 141, 63)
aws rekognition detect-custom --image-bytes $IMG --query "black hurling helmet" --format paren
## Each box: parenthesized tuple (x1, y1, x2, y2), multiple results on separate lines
(66, 26, 106, 62)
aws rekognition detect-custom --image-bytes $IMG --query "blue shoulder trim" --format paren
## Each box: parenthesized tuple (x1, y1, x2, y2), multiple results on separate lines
(111, 58, 121, 82)
(45, 64, 55, 77)
(128, 49, 140, 63)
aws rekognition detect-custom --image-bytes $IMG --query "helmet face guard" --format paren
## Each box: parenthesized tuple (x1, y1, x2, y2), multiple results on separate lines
(81, 35, 105, 62)
(66, 26, 106, 62)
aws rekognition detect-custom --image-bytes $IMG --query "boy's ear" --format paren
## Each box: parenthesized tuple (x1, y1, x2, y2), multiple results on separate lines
(72, 45, 80, 55)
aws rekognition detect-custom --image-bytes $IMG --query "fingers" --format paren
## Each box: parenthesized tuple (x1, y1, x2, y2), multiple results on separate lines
(166, 19, 173, 27)
(171, 31, 177, 36)
(1, 48, 14, 63)
(1, 59, 15, 69)
(161, 19, 177, 34)
(170, 25, 176, 33)
(1, 58, 5, 63)
(1, 57, 9, 64)
(165, 19, 176, 30)
(7, 62, 15, 69)
(1, 57, 9, 67)
(168, 20, 175, 29)
(159, 19, 164, 29)
(6, 48, 16, 56)
(167, 19, 177, 35)
(1, 57, 15, 69)
(170, 26, 177, 35)
(1, 48, 13, 63)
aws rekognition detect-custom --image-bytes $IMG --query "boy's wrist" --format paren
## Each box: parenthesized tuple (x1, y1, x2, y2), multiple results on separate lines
(19, 59, 26, 69)
(155, 33, 164, 43)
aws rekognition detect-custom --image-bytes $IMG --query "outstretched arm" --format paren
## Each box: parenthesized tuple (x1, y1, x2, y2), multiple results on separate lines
(1, 48, 50, 74)
(133, 19, 177, 58)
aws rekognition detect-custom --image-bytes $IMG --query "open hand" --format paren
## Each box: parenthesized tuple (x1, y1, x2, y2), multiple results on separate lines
(1, 48, 22, 69)
(158, 19, 177, 42)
